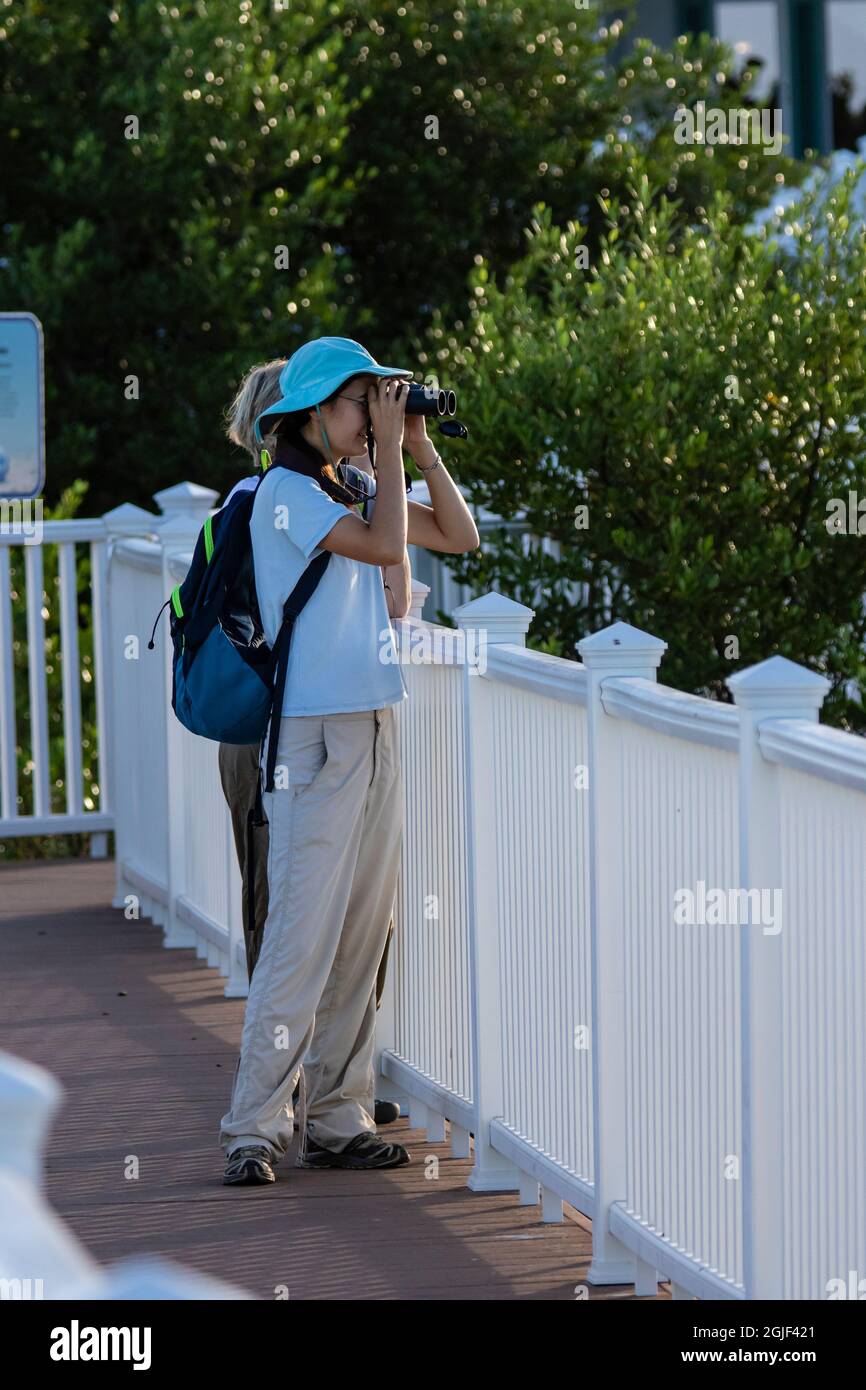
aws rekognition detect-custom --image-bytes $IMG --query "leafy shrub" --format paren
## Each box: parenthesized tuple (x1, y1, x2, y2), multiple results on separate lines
(431, 168, 866, 728)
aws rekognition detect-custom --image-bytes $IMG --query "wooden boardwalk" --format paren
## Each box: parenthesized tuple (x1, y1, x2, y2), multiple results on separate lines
(0, 858, 666, 1301)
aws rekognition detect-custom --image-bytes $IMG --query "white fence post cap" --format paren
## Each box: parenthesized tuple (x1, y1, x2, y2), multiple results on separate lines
(727, 654, 830, 717)
(153, 481, 219, 524)
(408, 578, 430, 622)
(577, 620, 667, 672)
(452, 589, 534, 647)
(102, 502, 161, 538)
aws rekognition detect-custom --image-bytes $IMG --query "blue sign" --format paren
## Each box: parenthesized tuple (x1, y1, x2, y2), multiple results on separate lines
(0, 313, 45, 499)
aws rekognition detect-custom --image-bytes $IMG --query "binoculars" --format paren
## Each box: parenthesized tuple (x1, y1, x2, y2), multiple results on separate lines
(401, 381, 467, 440)
(404, 382, 458, 418)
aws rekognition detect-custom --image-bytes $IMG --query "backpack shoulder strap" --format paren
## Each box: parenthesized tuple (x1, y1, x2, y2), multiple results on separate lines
(262, 548, 331, 793)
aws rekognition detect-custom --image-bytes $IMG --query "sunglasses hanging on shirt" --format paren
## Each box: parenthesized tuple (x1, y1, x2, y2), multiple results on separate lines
(337, 457, 413, 508)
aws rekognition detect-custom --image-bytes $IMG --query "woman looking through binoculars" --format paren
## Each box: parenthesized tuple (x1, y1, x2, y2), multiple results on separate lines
(219, 336, 479, 1184)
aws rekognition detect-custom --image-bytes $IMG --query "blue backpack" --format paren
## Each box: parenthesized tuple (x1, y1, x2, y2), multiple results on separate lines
(147, 456, 377, 945)
(149, 464, 334, 796)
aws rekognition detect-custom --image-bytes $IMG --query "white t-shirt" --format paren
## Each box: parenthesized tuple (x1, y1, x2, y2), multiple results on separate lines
(223, 462, 377, 512)
(247, 463, 407, 716)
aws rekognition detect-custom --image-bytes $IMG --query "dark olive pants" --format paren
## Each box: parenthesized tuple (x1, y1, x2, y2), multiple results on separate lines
(217, 741, 394, 1003)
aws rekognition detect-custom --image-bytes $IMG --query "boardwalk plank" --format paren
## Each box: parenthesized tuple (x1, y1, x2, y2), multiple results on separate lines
(0, 859, 664, 1301)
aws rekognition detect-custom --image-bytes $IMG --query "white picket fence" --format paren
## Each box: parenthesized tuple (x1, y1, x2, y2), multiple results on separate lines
(3, 480, 865, 1301)
(0, 515, 112, 844)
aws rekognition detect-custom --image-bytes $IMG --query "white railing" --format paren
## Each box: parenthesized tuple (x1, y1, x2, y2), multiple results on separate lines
(0, 490, 202, 850)
(0, 517, 113, 845)
(385, 629, 474, 1141)
(741, 711, 866, 1301)
(108, 536, 169, 919)
(769, 762, 866, 1300)
(7, 480, 866, 1302)
(593, 673, 743, 1296)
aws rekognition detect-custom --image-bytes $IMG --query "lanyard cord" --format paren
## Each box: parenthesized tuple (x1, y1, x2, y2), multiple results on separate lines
(332, 455, 394, 606)
(338, 429, 406, 613)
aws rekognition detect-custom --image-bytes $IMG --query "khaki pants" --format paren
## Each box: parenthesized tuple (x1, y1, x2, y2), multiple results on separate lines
(219, 707, 403, 1159)
(217, 741, 394, 1000)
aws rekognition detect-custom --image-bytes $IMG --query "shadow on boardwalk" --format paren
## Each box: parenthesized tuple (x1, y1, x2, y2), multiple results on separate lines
(0, 859, 666, 1301)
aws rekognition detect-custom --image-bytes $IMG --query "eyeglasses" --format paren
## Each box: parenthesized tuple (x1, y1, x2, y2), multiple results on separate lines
(337, 393, 370, 410)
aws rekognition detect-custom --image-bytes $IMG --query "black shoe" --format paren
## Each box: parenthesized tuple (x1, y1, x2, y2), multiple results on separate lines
(293, 1089, 397, 1130)
(223, 1144, 277, 1185)
(297, 1132, 410, 1170)
(374, 1100, 400, 1125)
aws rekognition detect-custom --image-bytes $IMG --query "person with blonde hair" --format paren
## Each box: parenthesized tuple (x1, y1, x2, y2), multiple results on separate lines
(218, 358, 287, 979)
(225, 357, 288, 464)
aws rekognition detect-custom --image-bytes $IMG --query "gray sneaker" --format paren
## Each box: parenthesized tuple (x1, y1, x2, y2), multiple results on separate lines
(297, 1132, 410, 1170)
(223, 1144, 276, 1185)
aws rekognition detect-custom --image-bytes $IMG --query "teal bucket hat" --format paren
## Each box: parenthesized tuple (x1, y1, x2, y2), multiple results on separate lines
(254, 335, 413, 445)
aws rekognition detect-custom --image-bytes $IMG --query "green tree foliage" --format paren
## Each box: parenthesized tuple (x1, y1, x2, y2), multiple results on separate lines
(0, 1, 797, 514)
(432, 169, 866, 727)
(3, 1, 842, 867)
